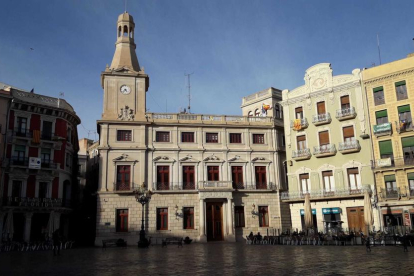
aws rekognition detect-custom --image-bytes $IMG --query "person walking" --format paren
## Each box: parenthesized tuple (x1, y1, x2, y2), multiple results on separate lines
(365, 236, 371, 252)
(53, 229, 61, 256)
(402, 232, 409, 252)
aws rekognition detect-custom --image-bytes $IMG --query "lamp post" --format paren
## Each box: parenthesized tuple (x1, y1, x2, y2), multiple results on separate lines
(134, 184, 152, 248)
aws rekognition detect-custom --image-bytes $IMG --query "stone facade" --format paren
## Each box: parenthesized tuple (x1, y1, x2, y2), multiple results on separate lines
(95, 12, 288, 245)
(362, 53, 414, 229)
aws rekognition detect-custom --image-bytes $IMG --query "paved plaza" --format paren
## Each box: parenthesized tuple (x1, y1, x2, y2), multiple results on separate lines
(1, 243, 414, 275)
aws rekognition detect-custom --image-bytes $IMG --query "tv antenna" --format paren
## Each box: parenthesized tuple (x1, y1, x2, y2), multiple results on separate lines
(377, 33, 382, 65)
(184, 72, 194, 114)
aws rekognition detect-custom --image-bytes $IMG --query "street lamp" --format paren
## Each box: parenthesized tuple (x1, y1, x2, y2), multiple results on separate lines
(134, 184, 153, 248)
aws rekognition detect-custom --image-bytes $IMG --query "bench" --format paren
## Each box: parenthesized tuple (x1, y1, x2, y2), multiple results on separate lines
(162, 237, 183, 247)
(102, 239, 127, 249)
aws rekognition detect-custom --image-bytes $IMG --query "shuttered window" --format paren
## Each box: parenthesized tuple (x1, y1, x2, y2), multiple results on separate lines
(398, 105, 411, 113)
(319, 131, 330, 145)
(317, 102, 326, 115)
(297, 135, 306, 150)
(295, 107, 303, 119)
(402, 136, 414, 148)
(373, 86, 385, 105)
(407, 173, 414, 180)
(300, 173, 310, 193)
(375, 110, 388, 118)
(379, 140, 393, 155)
(384, 175, 396, 182)
(343, 126, 354, 139)
(340, 96, 350, 109)
(396, 81, 408, 101)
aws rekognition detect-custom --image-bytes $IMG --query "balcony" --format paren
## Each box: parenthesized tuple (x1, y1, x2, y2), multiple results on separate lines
(2, 196, 67, 208)
(381, 188, 400, 200)
(338, 140, 361, 154)
(290, 118, 308, 131)
(336, 107, 356, 121)
(41, 160, 58, 169)
(410, 188, 414, 197)
(233, 182, 277, 190)
(396, 120, 414, 134)
(312, 113, 331, 126)
(281, 187, 368, 201)
(313, 144, 336, 157)
(41, 131, 55, 141)
(373, 122, 392, 137)
(113, 182, 141, 192)
(152, 182, 199, 191)
(12, 128, 33, 138)
(10, 156, 28, 167)
(292, 148, 311, 161)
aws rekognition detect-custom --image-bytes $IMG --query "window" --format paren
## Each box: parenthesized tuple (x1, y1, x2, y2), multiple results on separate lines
(255, 166, 267, 189)
(116, 165, 131, 190)
(16, 117, 27, 135)
(340, 96, 350, 110)
(156, 131, 170, 142)
(183, 166, 195, 190)
(207, 166, 219, 181)
(41, 148, 51, 165)
(181, 132, 194, 143)
(279, 132, 285, 147)
(318, 131, 330, 146)
(66, 153, 72, 169)
(398, 105, 412, 130)
(300, 173, 310, 194)
(13, 145, 26, 162)
(234, 206, 245, 227)
(373, 86, 385, 105)
(258, 206, 269, 227)
(317, 101, 326, 115)
(253, 134, 264, 144)
(396, 81, 408, 101)
(379, 140, 394, 161)
(12, 180, 22, 198)
(248, 111, 253, 117)
(347, 168, 361, 190)
(275, 104, 280, 118)
(322, 171, 335, 192)
(157, 208, 168, 230)
(297, 135, 307, 150)
(402, 136, 414, 164)
(39, 182, 48, 199)
(384, 175, 397, 192)
(42, 121, 53, 140)
(375, 110, 388, 125)
(116, 209, 128, 232)
(229, 133, 242, 144)
(342, 126, 355, 143)
(295, 107, 303, 119)
(254, 109, 260, 116)
(232, 166, 244, 189)
(67, 128, 72, 143)
(183, 207, 194, 229)
(408, 173, 414, 192)
(157, 166, 170, 190)
(206, 133, 218, 143)
(117, 130, 132, 141)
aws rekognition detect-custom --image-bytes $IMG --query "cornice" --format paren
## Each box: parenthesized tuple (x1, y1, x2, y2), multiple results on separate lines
(363, 69, 414, 85)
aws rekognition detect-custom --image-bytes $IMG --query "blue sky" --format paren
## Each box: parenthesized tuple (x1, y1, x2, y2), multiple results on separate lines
(1, 0, 413, 140)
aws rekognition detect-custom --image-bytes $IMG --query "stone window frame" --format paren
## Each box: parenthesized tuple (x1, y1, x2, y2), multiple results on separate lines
(112, 158, 138, 191)
(115, 208, 129, 232)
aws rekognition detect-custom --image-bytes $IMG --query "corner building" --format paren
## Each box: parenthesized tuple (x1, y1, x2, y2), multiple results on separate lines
(281, 64, 378, 233)
(95, 12, 289, 244)
(362, 53, 414, 229)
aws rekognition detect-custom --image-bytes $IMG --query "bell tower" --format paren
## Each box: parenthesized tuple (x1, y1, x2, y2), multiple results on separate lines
(101, 12, 149, 121)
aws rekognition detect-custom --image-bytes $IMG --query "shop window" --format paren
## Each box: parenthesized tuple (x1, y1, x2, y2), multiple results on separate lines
(181, 132, 194, 143)
(156, 131, 170, 142)
(253, 134, 264, 144)
(117, 130, 132, 141)
(206, 133, 218, 143)
(395, 81, 408, 101)
(183, 207, 194, 229)
(235, 206, 245, 227)
(323, 213, 341, 233)
(373, 86, 385, 105)
(301, 213, 318, 231)
(258, 206, 269, 227)
(157, 208, 168, 230)
(229, 133, 242, 144)
(116, 209, 128, 232)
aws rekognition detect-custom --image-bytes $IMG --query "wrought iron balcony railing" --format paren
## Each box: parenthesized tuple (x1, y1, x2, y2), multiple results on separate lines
(233, 182, 277, 190)
(3, 196, 67, 208)
(13, 128, 33, 138)
(338, 139, 361, 153)
(113, 182, 141, 192)
(373, 122, 392, 137)
(312, 113, 331, 125)
(395, 120, 414, 134)
(10, 156, 28, 166)
(336, 107, 356, 120)
(290, 118, 309, 130)
(281, 187, 369, 201)
(313, 144, 336, 157)
(381, 187, 400, 199)
(292, 148, 311, 160)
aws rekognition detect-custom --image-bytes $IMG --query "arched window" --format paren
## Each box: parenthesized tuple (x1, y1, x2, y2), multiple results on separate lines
(130, 27, 133, 38)
(255, 109, 260, 117)
(118, 26, 121, 37)
(123, 25, 128, 36)
(275, 104, 280, 118)
(248, 111, 253, 117)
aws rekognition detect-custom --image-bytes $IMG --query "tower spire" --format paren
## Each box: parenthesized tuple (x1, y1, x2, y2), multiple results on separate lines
(110, 12, 140, 72)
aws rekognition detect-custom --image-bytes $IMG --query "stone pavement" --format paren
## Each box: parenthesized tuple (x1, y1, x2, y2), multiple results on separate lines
(1, 243, 414, 275)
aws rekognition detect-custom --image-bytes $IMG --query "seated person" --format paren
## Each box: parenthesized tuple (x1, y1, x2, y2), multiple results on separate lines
(256, 232, 263, 241)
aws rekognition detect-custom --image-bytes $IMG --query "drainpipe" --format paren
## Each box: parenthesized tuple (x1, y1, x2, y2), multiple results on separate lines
(363, 80, 382, 231)
(0, 98, 13, 206)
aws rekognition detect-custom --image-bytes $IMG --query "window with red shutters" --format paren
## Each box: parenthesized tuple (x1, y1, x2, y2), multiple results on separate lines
(181, 132, 194, 142)
(253, 134, 264, 144)
(156, 131, 170, 142)
(206, 133, 218, 143)
(229, 133, 242, 143)
(117, 130, 132, 141)
(207, 166, 219, 181)
(183, 207, 194, 229)
(157, 208, 168, 230)
(116, 209, 128, 232)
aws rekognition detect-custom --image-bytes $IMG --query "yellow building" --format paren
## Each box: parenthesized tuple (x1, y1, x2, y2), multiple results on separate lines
(362, 53, 414, 230)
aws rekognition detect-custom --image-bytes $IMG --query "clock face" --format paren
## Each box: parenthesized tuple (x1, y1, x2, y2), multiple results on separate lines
(120, 85, 131, 95)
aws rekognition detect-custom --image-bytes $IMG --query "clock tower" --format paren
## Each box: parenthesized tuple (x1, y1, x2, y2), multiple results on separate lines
(101, 12, 149, 121)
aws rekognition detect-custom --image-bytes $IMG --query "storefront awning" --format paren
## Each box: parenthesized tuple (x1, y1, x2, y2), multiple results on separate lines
(300, 209, 316, 215)
(322, 208, 342, 214)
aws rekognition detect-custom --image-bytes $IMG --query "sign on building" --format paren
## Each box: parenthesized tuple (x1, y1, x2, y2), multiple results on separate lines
(29, 157, 41, 169)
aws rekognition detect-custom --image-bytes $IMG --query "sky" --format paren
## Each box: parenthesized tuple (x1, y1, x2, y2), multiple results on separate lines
(1, 0, 413, 140)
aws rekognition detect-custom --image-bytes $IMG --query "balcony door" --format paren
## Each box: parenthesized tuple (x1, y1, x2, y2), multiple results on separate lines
(347, 207, 365, 233)
(207, 166, 219, 181)
(343, 126, 355, 144)
(297, 135, 307, 150)
(231, 166, 244, 189)
(300, 174, 310, 194)
(157, 166, 169, 190)
(182, 166, 195, 190)
(255, 166, 267, 189)
(340, 95, 350, 110)
(317, 101, 326, 115)
(117, 165, 131, 191)
(42, 121, 53, 140)
(206, 202, 223, 241)
(295, 107, 303, 119)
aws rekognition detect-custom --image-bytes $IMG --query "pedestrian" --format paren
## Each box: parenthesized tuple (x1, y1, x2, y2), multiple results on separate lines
(53, 229, 61, 256)
(365, 236, 371, 252)
(402, 232, 409, 252)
